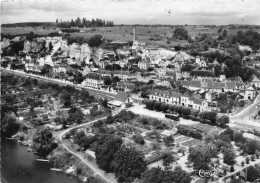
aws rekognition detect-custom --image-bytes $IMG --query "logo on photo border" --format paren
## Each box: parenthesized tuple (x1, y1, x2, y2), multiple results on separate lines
(194, 169, 216, 178)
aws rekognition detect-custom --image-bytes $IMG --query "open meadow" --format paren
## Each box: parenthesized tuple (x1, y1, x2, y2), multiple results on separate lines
(3, 25, 260, 48)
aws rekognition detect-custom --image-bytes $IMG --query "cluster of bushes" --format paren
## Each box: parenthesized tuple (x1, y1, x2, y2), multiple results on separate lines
(144, 100, 191, 117)
(132, 133, 145, 145)
(177, 125, 203, 140)
(61, 28, 80, 33)
(221, 128, 260, 155)
(139, 117, 169, 130)
(68, 131, 147, 183)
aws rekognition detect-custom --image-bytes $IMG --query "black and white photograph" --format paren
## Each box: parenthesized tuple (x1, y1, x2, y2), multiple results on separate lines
(1, 0, 260, 182)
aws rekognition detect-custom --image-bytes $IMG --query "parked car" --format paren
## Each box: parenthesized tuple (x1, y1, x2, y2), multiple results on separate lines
(165, 113, 179, 121)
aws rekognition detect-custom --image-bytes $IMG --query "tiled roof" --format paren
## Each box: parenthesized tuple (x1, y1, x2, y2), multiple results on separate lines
(153, 89, 181, 98)
(236, 82, 245, 87)
(249, 74, 260, 82)
(190, 98, 204, 105)
(204, 82, 225, 89)
(181, 80, 201, 87)
(225, 82, 236, 89)
(115, 92, 130, 102)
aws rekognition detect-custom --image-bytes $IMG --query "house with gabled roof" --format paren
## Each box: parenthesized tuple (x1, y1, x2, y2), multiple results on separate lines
(180, 93, 208, 111)
(114, 70, 135, 81)
(117, 81, 136, 92)
(160, 78, 178, 89)
(138, 60, 150, 70)
(149, 89, 181, 105)
(249, 74, 260, 89)
(205, 91, 217, 102)
(108, 92, 133, 110)
(201, 82, 225, 93)
(244, 86, 256, 100)
(81, 73, 103, 89)
(180, 80, 201, 91)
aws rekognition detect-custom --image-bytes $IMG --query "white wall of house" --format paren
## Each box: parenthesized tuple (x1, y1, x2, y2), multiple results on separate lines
(244, 90, 256, 100)
(82, 78, 103, 89)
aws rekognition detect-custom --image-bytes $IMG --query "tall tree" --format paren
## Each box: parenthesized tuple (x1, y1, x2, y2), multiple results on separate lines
(188, 143, 218, 170)
(110, 146, 146, 182)
(142, 167, 166, 183)
(33, 128, 57, 157)
(216, 115, 229, 128)
(223, 148, 236, 165)
(94, 134, 123, 172)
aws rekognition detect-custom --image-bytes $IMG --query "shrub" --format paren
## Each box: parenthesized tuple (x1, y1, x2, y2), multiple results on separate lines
(191, 109, 200, 117)
(246, 157, 250, 164)
(189, 115, 195, 121)
(76, 167, 82, 175)
(163, 135, 174, 147)
(230, 165, 235, 172)
(241, 161, 245, 166)
(133, 134, 145, 145)
(251, 155, 255, 161)
(177, 125, 203, 140)
(216, 115, 230, 128)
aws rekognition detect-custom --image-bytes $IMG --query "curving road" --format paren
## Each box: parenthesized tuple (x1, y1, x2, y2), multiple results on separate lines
(230, 94, 260, 131)
(58, 116, 117, 183)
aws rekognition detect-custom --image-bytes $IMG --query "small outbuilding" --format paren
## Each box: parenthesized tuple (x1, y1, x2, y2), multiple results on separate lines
(108, 92, 133, 110)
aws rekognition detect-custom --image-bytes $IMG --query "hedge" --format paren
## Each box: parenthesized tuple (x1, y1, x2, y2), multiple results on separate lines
(177, 125, 203, 140)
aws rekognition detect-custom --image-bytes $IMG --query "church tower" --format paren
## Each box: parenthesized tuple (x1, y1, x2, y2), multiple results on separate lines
(133, 26, 136, 42)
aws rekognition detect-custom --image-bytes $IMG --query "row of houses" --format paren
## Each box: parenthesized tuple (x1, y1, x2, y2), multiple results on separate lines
(149, 89, 208, 111)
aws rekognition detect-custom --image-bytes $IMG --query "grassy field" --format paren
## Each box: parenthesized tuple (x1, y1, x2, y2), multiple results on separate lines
(1, 26, 216, 47)
(2, 25, 260, 47)
(192, 123, 222, 133)
(1, 27, 58, 35)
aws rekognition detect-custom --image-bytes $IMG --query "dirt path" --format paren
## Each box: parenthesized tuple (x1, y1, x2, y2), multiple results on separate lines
(218, 158, 260, 183)
(58, 116, 117, 183)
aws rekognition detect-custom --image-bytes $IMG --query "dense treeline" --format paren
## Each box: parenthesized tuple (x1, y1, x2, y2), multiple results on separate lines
(60, 28, 80, 33)
(230, 30, 260, 50)
(2, 22, 56, 28)
(1, 31, 60, 41)
(57, 17, 114, 28)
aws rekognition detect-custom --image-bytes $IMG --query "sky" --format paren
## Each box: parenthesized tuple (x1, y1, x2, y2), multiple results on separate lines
(1, 0, 260, 25)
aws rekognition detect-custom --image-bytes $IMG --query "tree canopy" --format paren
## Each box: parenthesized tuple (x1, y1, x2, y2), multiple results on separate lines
(141, 166, 191, 183)
(188, 143, 218, 170)
(94, 134, 123, 172)
(33, 128, 58, 157)
(173, 28, 190, 40)
(110, 145, 146, 182)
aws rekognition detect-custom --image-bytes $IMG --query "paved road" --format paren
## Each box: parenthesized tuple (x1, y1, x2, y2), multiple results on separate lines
(230, 94, 260, 130)
(1, 68, 116, 99)
(58, 116, 117, 183)
(230, 94, 260, 121)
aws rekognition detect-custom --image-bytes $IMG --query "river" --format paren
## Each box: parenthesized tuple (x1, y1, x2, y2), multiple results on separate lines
(1, 139, 78, 183)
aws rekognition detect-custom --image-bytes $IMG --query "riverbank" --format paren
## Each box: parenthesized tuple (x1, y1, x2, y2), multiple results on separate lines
(7, 129, 105, 183)
(1, 139, 79, 183)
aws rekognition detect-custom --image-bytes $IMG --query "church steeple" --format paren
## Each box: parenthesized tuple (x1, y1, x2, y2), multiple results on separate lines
(133, 26, 136, 42)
